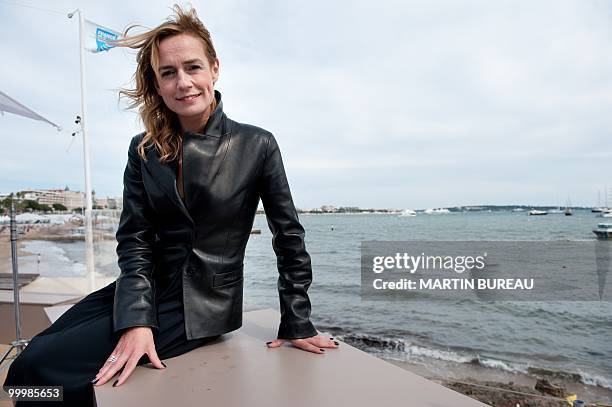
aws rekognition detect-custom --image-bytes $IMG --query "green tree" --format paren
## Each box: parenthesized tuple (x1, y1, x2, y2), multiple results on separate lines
(52, 203, 67, 211)
(23, 200, 40, 211)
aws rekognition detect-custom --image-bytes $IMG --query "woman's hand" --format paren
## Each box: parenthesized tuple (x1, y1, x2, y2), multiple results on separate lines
(266, 334, 339, 354)
(92, 326, 165, 387)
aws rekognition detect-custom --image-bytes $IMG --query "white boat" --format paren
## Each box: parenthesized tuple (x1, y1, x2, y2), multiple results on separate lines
(398, 209, 417, 217)
(600, 212, 612, 218)
(593, 223, 612, 239)
(592, 189, 609, 213)
(528, 209, 548, 216)
(424, 208, 450, 215)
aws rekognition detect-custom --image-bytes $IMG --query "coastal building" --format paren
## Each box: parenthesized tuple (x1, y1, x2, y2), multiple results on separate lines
(91, 196, 122, 210)
(94, 196, 108, 209)
(62, 189, 85, 210)
(15, 188, 123, 211)
(19, 187, 84, 210)
(106, 197, 122, 210)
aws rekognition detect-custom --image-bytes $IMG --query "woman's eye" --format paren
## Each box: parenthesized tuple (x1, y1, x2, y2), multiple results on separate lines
(161, 71, 174, 77)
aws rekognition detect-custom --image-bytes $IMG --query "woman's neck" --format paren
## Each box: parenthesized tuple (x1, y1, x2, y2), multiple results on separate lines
(180, 97, 217, 134)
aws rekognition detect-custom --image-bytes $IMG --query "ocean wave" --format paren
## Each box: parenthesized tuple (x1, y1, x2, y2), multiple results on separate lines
(20, 240, 86, 276)
(526, 366, 612, 390)
(334, 332, 612, 390)
(576, 369, 612, 390)
(22, 240, 71, 263)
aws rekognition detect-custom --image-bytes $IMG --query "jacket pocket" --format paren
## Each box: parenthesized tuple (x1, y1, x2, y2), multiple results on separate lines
(213, 265, 244, 288)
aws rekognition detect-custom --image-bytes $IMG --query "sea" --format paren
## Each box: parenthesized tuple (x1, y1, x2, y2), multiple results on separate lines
(15, 209, 612, 395)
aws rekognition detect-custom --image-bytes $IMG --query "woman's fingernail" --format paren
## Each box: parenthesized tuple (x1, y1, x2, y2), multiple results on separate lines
(266, 341, 272, 345)
(320, 348, 325, 352)
(334, 341, 339, 346)
(329, 337, 334, 340)
(112, 380, 119, 387)
(162, 362, 167, 368)
(91, 378, 99, 384)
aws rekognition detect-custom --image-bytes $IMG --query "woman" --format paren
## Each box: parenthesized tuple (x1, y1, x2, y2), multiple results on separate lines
(3, 5, 336, 406)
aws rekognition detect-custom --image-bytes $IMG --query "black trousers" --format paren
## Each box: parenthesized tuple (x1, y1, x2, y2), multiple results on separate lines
(3, 269, 217, 406)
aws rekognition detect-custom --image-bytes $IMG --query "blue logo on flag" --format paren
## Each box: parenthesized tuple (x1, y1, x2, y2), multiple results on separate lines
(96, 28, 118, 52)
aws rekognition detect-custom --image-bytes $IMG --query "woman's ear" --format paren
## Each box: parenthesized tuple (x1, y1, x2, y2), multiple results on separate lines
(212, 58, 220, 84)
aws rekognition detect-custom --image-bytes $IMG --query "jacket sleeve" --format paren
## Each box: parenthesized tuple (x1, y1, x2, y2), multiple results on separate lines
(113, 135, 159, 333)
(258, 134, 318, 340)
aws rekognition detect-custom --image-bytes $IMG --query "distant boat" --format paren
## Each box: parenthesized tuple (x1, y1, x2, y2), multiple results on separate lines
(399, 209, 417, 217)
(424, 208, 450, 215)
(512, 208, 525, 212)
(528, 210, 548, 216)
(600, 212, 612, 218)
(564, 197, 573, 216)
(592, 189, 608, 213)
(593, 223, 612, 239)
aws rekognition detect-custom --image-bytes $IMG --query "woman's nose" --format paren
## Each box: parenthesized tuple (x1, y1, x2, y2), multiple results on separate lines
(176, 70, 192, 89)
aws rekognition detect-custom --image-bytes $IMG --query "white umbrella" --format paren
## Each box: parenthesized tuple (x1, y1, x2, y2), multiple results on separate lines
(0, 90, 61, 130)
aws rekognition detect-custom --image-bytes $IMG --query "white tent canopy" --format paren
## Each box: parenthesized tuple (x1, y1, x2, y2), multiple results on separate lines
(0, 90, 61, 130)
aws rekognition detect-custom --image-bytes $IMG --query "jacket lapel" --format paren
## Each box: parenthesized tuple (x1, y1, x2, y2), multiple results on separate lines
(143, 146, 194, 226)
(183, 94, 232, 216)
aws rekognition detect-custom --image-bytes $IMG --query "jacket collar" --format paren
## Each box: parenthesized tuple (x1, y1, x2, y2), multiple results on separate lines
(142, 89, 231, 226)
(184, 90, 226, 138)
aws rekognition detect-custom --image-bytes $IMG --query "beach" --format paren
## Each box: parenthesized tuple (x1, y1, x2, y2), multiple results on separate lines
(0, 221, 83, 274)
(389, 356, 611, 406)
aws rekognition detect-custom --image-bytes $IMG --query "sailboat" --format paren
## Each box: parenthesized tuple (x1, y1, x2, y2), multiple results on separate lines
(593, 187, 611, 213)
(564, 197, 573, 216)
(593, 190, 604, 212)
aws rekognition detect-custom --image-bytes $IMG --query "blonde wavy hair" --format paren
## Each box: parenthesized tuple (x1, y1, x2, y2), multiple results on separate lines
(114, 4, 218, 162)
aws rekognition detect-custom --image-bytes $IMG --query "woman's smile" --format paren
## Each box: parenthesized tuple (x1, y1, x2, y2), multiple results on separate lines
(176, 92, 202, 102)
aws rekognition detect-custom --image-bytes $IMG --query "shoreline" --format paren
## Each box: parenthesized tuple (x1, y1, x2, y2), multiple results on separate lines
(0, 225, 119, 278)
(385, 357, 612, 406)
(0, 224, 81, 274)
(327, 329, 612, 405)
(0, 237, 30, 274)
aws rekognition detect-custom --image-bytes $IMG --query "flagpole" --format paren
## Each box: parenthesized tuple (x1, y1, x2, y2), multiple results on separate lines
(69, 9, 96, 292)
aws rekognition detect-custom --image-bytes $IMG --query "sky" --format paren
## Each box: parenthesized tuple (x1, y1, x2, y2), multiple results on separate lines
(1, 0, 611, 209)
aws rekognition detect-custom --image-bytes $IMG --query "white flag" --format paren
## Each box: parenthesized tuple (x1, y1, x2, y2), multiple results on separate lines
(85, 19, 121, 53)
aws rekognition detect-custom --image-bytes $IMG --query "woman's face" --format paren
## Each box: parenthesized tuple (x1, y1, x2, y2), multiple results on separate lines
(154, 33, 219, 133)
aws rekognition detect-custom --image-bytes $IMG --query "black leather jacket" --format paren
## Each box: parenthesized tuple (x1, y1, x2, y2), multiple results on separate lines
(113, 91, 317, 340)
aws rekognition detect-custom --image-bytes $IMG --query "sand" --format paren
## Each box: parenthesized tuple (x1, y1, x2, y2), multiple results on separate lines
(387, 357, 612, 406)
